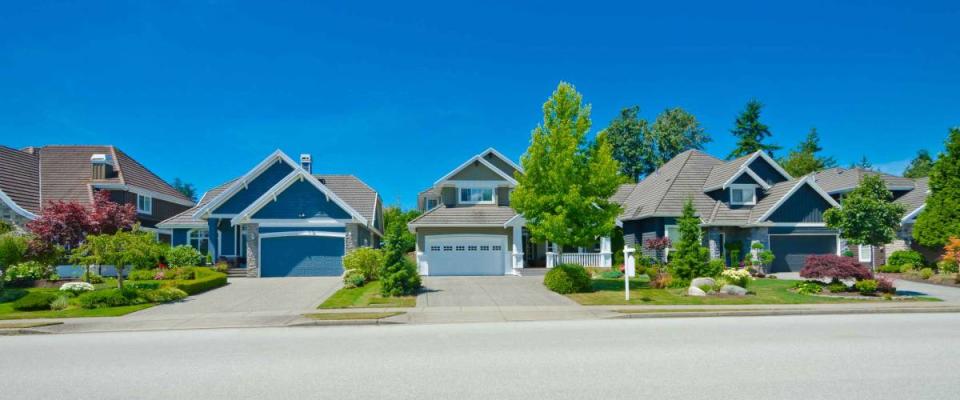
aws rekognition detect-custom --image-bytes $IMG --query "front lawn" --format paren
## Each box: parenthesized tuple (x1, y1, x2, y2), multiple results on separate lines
(0, 300, 153, 320)
(319, 281, 417, 309)
(567, 278, 886, 306)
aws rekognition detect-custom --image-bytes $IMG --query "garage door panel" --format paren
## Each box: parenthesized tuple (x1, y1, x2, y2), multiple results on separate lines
(769, 235, 837, 273)
(261, 236, 344, 277)
(425, 235, 506, 276)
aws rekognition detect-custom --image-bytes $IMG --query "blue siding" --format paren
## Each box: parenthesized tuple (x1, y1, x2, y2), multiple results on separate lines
(207, 219, 219, 258)
(748, 158, 788, 185)
(260, 235, 344, 277)
(212, 161, 294, 214)
(172, 229, 189, 246)
(767, 184, 834, 223)
(218, 221, 237, 256)
(251, 179, 352, 220)
(259, 226, 345, 234)
(732, 174, 759, 185)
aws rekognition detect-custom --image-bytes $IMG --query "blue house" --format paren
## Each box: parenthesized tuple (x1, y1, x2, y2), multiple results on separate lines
(158, 150, 383, 277)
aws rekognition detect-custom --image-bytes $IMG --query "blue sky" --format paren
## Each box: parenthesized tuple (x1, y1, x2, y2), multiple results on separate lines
(2, 1, 957, 208)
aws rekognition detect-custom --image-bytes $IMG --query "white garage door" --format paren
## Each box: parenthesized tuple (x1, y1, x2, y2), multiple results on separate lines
(424, 235, 507, 276)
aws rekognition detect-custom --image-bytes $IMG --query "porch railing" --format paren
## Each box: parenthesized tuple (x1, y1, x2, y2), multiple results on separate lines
(546, 252, 611, 268)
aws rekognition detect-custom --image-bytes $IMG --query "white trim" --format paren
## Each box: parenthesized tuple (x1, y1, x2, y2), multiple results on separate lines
(764, 222, 828, 227)
(457, 187, 495, 205)
(259, 230, 347, 239)
(0, 189, 38, 220)
(251, 219, 348, 227)
(156, 223, 206, 229)
(707, 167, 772, 192)
(90, 183, 195, 207)
(858, 244, 873, 263)
(756, 176, 841, 222)
(729, 184, 758, 206)
(136, 193, 153, 215)
(230, 169, 369, 226)
(192, 150, 300, 218)
(481, 148, 524, 174)
(902, 204, 925, 222)
(434, 154, 519, 186)
(503, 214, 526, 228)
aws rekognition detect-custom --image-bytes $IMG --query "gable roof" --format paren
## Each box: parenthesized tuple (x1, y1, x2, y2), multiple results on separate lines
(896, 177, 929, 222)
(813, 167, 916, 194)
(702, 152, 774, 192)
(230, 166, 369, 226)
(614, 150, 836, 226)
(750, 176, 840, 223)
(407, 204, 517, 229)
(192, 150, 300, 218)
(0, 145, 193, 219)
(434, 148, 520, 186)
(315, 174, 380, 227)
(157, 179, 237, 229)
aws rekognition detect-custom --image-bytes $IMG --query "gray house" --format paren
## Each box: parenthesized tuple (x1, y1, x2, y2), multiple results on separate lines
(614, 150, 841, 273)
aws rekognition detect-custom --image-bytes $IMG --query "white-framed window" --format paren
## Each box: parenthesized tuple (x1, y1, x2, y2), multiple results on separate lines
(730, 184, 757, 206)
(858, 245, 873, 263)
(188, 229, 209, 255)
(137, 194, 153, 214)
(425, 198, 439, 210)
(459, 187, 494, 204)
(665, 225, 681, 250)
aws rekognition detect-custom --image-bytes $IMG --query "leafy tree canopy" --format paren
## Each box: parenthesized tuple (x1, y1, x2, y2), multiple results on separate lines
(599, 106, 650, 181)
(172, 178, 197, 202)
(824, 175, 905, 262)
(728, 99, 780, 159)
(914, 128, 960, 247)
(903, 149, 934, 178)
(650, 107, 711, 169)
(383, 206, 421, 253)
(779, 128, 837, 176)
(513, 82, 624, 248)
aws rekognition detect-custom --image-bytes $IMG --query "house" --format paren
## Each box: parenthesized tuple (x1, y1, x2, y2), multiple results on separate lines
(613, 150, 841, 273)
(813, 168, 931, 264)
(157, 150, 383, 277)
(0, 145, 195, 241)
(408, 148, 612, 276)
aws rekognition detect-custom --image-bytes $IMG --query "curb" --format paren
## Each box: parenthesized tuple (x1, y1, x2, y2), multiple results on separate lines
(0, 328, 54, 336)
(286, 319, 405, 327)
(612, 307, 960, 319)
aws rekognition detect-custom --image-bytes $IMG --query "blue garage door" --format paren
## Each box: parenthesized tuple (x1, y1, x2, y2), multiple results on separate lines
(260, 235, 345, 277)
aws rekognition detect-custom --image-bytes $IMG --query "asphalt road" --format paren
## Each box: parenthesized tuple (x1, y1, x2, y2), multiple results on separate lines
(2, 314, 959, 400)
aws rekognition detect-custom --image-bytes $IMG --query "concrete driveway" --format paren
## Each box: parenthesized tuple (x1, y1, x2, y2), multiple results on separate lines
(417, 275, 577, 308)
(133, 277, 342, 316)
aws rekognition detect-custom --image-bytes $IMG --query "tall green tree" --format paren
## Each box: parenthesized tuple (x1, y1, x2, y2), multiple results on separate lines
(599, 106, 650, 182)
(903, 149, 934, 178)
(824, 175, 905, 267)
(71, 229, 163, 289)
(850, 155, 872, 170)
(383, 206, 421, 253)
(650, 107, 711, 169)
(728, 99, 780, 159)
(512, 82, 624, 249)
(779, 128, 837, 176)
(668, 199, 711, 282)
(914, 128, 960, 247)
(172, 178, 197, 202)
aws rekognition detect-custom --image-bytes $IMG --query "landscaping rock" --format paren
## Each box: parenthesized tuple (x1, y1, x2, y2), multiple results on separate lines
(690, 277, 716, 288)
(720, 284, 748, 296)
(687, 286, 707, 296)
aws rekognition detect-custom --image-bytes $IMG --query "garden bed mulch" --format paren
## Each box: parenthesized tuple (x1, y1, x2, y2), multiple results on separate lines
(880, 273, 960, 289)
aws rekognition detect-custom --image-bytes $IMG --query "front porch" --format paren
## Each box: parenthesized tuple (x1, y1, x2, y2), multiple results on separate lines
(516, 230, 613, 270)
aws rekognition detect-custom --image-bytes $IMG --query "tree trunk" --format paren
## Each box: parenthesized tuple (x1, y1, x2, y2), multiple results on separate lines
(116, 266, 124, 290)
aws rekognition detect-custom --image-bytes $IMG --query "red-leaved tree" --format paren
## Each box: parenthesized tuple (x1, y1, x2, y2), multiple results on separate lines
(26, 200, 92, 251)
(800, 255, 873, 281)
(90, 190, 137, 235)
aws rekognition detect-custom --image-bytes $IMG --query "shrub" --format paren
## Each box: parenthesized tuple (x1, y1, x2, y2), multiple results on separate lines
(0, 288, 27, 302)
(343, 271, 366, 288)
(214, 261, 230, 273)
(800, 255, 872, 281)
(128, 269, 155, 281)
(794, 281, 823, 295)
(170, 269, 227, 295)
(543, 264, 592, 294)
(920, 268, 934, 280)
(876, 276, 896, 294)
(170, 267, 197, 281)
(380, 258, 421, 297)
(128, 281, 161, 290)
(877, 264, 900, 273)
(720, 268, 752, 288)
(343, 247, 384, 283)
(599, 270, 623, 279)
(826, 281, 849, 293)
(83, 271, 104, 284)
(12, 291, 57, 311)
(4, 261, 49, 283)
(59, 282, 95, 294)
(899, 263, 915, 273)
(887, 250, 925, 267)
(938, 259, 959, 274)
(704, 259, 725, 277)
(855, 279, 879, 295)
(50, 295, 70, 311)
(143, 287, 188, 303)
(77, 288, 143, 309)
(650, 271, 673, 289)
(167, 245, 203, 268)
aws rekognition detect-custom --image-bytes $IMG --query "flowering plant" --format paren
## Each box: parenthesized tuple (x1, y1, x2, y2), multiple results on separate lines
(154, 270, 166, 280)
(60, 281, 95, 293)
(721, 268, 753, 288)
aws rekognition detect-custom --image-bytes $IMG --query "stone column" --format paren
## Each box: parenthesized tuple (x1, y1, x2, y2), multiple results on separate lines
(344, 224, 357, 255)
(245, 224, 259, 278)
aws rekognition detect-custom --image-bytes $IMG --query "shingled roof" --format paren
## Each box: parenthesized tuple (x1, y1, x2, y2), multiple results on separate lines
(813, 167, 916, 194)
(408, 205, 517, 227)
(0, 145, 41, 215)
(157, 179, 237, 228)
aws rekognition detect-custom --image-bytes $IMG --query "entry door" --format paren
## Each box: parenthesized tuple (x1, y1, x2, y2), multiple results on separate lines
(424, 235, 507, 276)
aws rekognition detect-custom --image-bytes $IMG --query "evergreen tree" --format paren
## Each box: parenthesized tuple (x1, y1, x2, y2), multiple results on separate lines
(824, 175, 905, 267)
(728, 99, 780, 159)
(779, 128, 837, 176)
(172, 178, 197, 202)
(903, 149, 934, 178)
(850, 155, 872, 170)
(914, 128, 960, 247)
(650, 107, 711, 169)
(599, 106, 651, 181)
(512, 82, 624, 249)
(379, 215, 421, 296)
(668, 199, 711, 282)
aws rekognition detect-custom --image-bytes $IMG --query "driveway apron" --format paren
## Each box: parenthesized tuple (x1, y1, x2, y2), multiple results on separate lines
(132, 277, 342, 316)
(417, 275, 578, 308)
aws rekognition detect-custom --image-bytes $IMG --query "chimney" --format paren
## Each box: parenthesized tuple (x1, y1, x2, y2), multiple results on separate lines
(299, 154, 312, 174)
(90, 154, 115, 180)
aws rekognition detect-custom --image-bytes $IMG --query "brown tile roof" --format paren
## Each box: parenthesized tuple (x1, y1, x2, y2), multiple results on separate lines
(38, 145, 119, 205)
(0, 146, 40, 214)
(113, 148, 190, 201)
(315, 175, 379, 224)
(157, 179, 237, 228)
(408, 205, 517, 226)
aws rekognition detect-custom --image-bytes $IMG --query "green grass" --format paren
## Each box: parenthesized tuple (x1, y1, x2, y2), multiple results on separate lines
(0, 301, 153, 320)
(567, 279, 885, 306)
(303, 312, 404, 320)
(319, 281, 417, 309)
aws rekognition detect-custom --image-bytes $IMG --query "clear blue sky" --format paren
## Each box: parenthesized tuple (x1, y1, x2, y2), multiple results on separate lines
(2, 1, 957, 209)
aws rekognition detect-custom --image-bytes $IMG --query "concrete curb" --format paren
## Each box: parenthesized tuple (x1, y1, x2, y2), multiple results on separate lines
(286, 318, 405, 327)
(0, 328, 54, 336)
(613, 306, 960, 319)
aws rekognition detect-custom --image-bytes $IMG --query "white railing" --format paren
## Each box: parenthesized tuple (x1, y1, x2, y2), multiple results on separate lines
(546, 252, 611, 268)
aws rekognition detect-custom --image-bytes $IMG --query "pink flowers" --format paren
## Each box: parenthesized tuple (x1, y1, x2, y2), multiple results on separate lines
(153, 270, 166, 280)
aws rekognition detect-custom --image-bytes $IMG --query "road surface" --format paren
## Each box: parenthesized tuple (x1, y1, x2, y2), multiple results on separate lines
(2, 314, 959, 399)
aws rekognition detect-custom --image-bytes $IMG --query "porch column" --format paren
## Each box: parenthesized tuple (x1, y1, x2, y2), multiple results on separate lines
(546, 241, 556, 269)
(511, 227, 524, 271)
(600, 236, 612, 267)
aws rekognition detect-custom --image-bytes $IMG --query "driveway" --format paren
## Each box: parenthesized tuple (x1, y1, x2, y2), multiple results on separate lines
(133, 277, 342, 316)
(417, 275, 577, 308)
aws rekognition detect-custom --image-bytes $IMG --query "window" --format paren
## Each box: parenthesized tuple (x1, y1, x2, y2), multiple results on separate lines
(459, 187, 494, 204)
(468, 245, 477, 251)
(188, 229, 209, 255)
(425, 198, 439, 210)
(443, 246, 453, 251)
(859, 245, 872, 263)
(492, 245, 502, 251)
(430, 246, 441, 252)
(137, 194, 153, 214)
(480, 245, 490, 251)
(455, 245, 466, 251)
(729, 184, 757, 206)
(664, 225, 681, 250)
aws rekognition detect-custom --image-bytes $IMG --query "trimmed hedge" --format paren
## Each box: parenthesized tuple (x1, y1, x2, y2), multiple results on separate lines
(13, 291, 57, 311)
(544, 264, 592, 294)
(169, 268, 227, 295)
(887, 250, 925, 267)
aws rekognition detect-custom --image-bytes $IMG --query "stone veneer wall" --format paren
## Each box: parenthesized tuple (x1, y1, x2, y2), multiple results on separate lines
(344, 224, 357, 254)
(245, 223, 259, 277)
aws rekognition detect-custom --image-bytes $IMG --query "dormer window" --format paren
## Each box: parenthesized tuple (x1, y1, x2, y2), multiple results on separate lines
(459, 187, 494, 204)
(730, 184, 757, 206)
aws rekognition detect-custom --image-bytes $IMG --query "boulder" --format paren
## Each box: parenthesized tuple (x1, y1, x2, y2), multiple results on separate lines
(690, 277, 716, 288)
(687, 286, 707, 296)
(720, 284, 748, 296)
